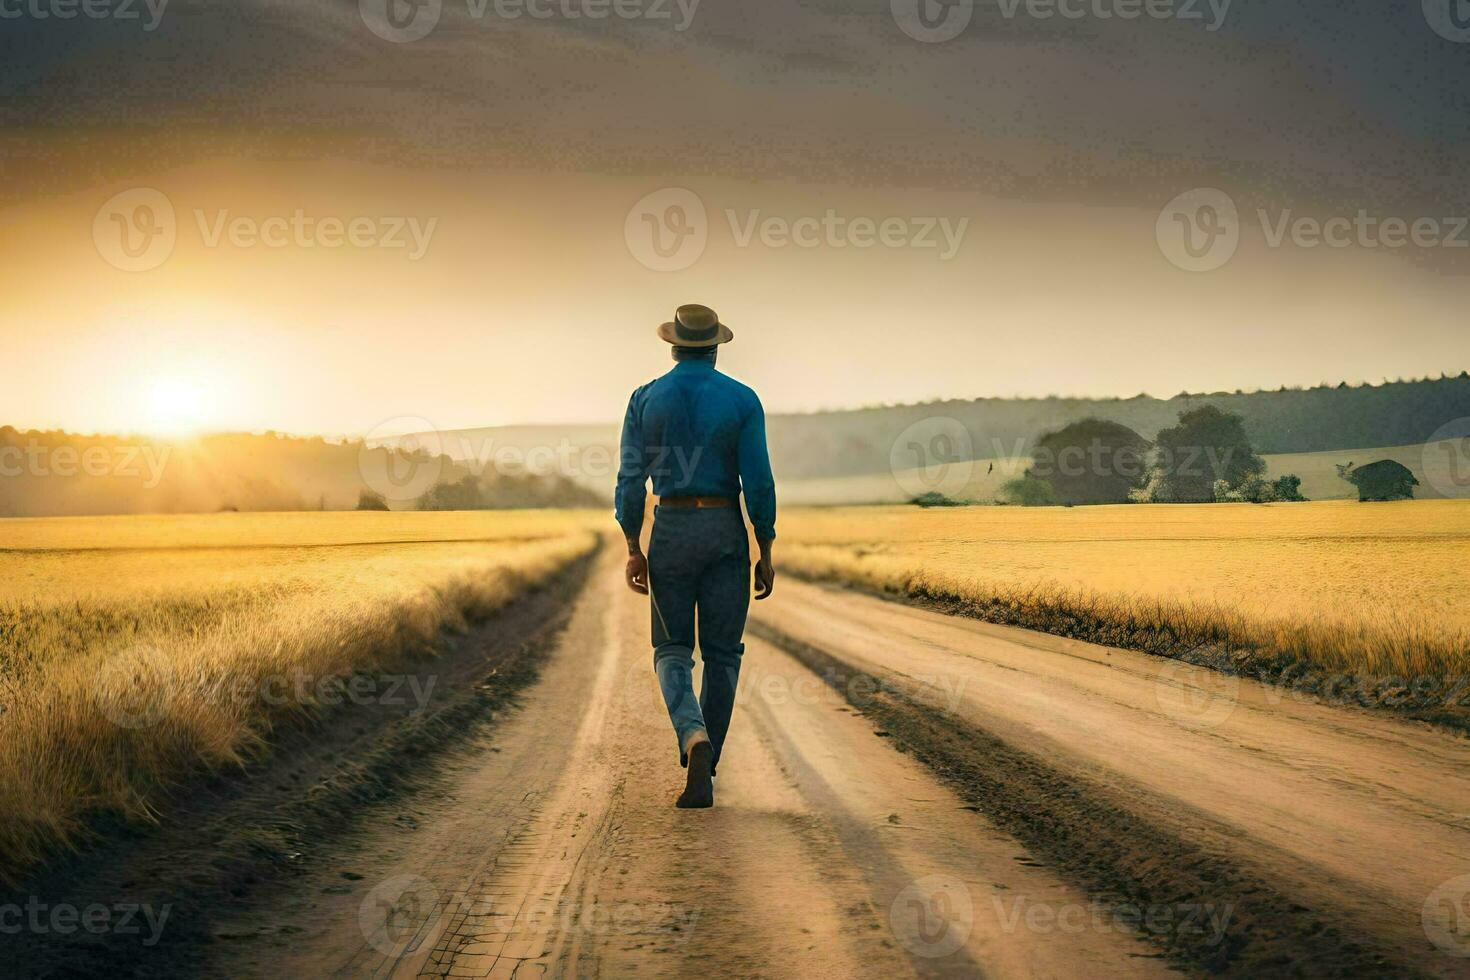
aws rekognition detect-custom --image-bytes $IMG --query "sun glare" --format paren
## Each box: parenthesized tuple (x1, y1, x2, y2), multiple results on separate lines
(142, 376, 210, 437)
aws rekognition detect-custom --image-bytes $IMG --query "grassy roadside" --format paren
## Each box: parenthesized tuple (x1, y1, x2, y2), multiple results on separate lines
(0, 513, 600, 882)
(782, 550, 1470, 733)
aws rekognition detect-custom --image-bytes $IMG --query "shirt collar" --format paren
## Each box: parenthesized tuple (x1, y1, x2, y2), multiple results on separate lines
(671, 358, 717, 373)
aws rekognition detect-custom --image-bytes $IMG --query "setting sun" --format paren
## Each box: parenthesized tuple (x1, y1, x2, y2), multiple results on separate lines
(141, 375, 210, 437)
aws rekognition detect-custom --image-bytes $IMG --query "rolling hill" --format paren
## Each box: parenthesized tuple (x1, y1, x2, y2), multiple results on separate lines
(421, 374, 1470, 501)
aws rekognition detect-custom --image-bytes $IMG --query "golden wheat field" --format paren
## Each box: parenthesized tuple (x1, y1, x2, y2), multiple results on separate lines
(0, 510, 600, 881)
(779, 499, 1470, 678)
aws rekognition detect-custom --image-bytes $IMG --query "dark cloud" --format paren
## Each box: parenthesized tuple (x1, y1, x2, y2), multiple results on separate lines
(2, 0, 1467, 216)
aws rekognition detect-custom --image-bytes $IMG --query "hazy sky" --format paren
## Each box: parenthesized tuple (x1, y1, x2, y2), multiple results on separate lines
(2, 0, 1467, 435)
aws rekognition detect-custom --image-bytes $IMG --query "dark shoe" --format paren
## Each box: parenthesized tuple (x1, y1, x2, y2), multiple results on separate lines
(677, 738, 714, 809)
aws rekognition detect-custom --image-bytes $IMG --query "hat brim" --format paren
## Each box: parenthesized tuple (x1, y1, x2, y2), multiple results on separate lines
(657, 321, 734, 347)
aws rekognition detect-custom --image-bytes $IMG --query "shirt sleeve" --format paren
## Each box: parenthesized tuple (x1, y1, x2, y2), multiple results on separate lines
(737, 395, 777, 541)
(614, 388, 649, 541)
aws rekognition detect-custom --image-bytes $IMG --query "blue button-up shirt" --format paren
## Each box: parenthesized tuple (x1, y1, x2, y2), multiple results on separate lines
(614, 359, 777, 542)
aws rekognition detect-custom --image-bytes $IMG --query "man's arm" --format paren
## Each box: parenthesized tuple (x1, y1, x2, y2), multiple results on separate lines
(737, 396, 777, 599)
(614, 390, 650, 594)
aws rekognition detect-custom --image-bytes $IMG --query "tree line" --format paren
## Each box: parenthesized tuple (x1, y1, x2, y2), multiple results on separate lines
(999, 406, 1309, 505)
(769, 374, 1470, 481)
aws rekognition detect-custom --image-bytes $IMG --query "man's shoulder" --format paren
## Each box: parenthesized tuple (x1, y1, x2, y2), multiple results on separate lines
(711, 369, 762, 406)
(629, 373, 667, 401)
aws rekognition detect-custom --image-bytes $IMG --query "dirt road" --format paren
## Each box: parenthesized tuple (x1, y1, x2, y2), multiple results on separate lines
(750, 577, 1470, 977)
(200, 549, 1470, 978)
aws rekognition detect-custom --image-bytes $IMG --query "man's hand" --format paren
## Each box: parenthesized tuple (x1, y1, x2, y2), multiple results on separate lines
(754, 541, 775, 600)
(625, 549, 649, 595)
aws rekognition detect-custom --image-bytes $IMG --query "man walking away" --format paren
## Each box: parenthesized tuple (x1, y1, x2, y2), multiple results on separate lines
(615, 304, 777, 809)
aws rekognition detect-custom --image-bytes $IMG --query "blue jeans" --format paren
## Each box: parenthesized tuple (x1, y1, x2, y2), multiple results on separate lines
(647, 505, 751, 776)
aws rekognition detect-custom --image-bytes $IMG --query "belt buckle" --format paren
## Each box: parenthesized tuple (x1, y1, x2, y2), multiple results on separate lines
(696, 498, 713, 509)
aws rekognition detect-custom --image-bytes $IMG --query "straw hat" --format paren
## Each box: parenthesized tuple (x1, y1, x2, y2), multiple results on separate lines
(656, 304, 734, 347)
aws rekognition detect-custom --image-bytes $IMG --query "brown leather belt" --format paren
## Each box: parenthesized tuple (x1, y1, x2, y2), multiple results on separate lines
(659, 495, 734, 509)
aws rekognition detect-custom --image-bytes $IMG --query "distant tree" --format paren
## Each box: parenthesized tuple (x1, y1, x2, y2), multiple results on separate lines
(1000, 474, 1058, 506)
(1336, 460, 1417, 502)
(416, 471, 602, 510)
(909, 491, 968, 508)
(1151, 406, 1265, 502)
(1236, 476, 1277, 503)
(1272, 474, 1307, 501)
(1211, 474, 1302, 504)
(416, 475, 486, 511)
(356, 489, 391, 511)
(1030, 418, 1150, 505)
